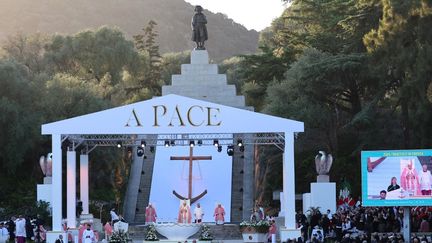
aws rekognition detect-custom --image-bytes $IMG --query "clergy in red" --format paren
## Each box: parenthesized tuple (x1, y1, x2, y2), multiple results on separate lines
(214, 204, 225, 225)
(145, 203, 157, 223)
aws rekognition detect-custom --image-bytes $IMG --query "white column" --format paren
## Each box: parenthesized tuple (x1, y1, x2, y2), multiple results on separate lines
(51, 134, 63, 231)
(283, 132, 296, 229)
(67, 150, 77, 228)
(80, 154, 89, 215)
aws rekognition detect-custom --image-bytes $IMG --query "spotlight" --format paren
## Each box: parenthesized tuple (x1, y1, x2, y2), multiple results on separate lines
(137, 147, 144, 157)
(213, 139, 219, 147)
(116, 141, 122, 148)
(164, 140, 170, 147)
(189, 140, 195, 147)
(197, 140, 203, 146)
(170, 140, 175, 146)
(227, 145, 234, 156)
(141, 140, 146, 148)
(239, 146, 245, 152)
(237, 139, 243, 147)
(217, 145, 222, 152)
(150, 146, 155, 153)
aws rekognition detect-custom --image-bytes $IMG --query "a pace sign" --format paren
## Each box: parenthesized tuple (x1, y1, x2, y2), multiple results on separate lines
(125, 104, 222, 128)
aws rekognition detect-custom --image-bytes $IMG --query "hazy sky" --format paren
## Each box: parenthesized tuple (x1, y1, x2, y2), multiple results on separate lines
(184, 0, 287, 31)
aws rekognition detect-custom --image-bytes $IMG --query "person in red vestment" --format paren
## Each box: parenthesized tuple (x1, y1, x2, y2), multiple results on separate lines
(145, 203, 157, 223)
(213, 203, 225, 225)
(400, 159, 420, 195)
(178, 200, 192, 224)
(104, 222, 112, 240)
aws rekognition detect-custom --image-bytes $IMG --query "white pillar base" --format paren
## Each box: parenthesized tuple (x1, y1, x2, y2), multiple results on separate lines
(80, 213, 94, 221)
(46, 231, 66, 243)
(279, 227, 301, 242)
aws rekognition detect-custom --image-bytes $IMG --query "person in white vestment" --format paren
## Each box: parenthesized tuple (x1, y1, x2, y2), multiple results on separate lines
(82, 224, 95, 243)
(419, 164, 432, 195)
(15, 215, 26, 243)
(0, 223, 9, 242)
(194, 203, 204, 223)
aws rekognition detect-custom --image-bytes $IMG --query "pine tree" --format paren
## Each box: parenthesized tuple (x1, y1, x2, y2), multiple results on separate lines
(134, 20, 162, 95)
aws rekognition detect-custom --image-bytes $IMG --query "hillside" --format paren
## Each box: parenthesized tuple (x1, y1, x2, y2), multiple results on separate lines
(0, 0, 259, 61)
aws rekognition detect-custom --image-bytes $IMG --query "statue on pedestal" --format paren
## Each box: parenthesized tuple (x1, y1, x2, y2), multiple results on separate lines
(39, 153, 53, 177)
(315, 151, 333, 182)
(191, 5, 208, 50)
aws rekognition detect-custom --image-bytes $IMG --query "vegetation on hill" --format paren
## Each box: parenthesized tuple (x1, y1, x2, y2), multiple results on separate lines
(0, 0, 258, 61)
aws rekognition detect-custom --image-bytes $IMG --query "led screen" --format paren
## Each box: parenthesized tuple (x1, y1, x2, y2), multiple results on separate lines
(362, 149, 432, 206)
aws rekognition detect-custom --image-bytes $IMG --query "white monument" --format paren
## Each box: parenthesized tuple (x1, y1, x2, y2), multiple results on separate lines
(37, 153, 52, 205)
(303, 151, 336, 214)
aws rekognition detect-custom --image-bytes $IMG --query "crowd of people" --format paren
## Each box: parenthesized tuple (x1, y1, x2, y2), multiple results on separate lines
(0, 214, 46, 242)
(293, 199, 432, 242)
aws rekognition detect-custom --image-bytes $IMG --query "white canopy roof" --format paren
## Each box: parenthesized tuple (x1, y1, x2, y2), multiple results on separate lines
(42, 94, 303, 135)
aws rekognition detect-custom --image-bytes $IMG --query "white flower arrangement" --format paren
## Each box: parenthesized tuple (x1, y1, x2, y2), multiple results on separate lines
(199, 224, 213, 241)
(145, 224, 159, 241)
(239, 220, 270, 233)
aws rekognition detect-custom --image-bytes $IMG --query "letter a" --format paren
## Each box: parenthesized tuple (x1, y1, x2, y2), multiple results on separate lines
(125, 109, 142, 127)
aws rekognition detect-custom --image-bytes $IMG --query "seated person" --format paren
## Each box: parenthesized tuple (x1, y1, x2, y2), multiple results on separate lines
(387, 177, 401, 192)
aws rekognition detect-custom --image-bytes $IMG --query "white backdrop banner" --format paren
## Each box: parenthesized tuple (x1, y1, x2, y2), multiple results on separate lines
(149, 145, 232, 222)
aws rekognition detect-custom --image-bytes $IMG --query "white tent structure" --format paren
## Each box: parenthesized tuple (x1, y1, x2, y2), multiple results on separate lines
(42, 94, 304, 241)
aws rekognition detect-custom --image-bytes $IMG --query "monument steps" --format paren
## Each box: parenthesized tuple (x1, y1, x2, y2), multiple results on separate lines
(181, 64, 218, 75)
(171, 75, 228, 86)
(128, 224, 242, 240)
(134, 148, 158, 223)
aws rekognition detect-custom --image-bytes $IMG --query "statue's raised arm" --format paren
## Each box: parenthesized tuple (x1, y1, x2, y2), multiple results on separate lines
(191, 5, 208, 50)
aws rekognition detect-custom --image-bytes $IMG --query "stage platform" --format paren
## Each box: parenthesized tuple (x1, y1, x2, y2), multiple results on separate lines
(128, 223, 243, 241)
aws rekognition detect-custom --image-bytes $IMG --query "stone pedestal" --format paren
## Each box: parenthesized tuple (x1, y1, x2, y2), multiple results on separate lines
(316, 175, 329, 182)
(162, 50, 252, 109)
(310, 183, 336, 213)
(37, 176, 52, 205)
(43, 176, 52, 184)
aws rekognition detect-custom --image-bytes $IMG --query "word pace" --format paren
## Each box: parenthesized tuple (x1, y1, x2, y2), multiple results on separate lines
(125, 105, 222, 127)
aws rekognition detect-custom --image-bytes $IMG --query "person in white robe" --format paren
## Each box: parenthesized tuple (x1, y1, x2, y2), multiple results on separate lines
(0, 223, 9, 242)
(82, 224, 95, 243)
(194, 203, 204, 223)
(419, 164, 432, 195)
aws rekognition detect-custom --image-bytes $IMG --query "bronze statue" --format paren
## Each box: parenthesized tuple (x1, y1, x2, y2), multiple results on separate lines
(191, 5, 208, 50)
(315, 151, 333, 175)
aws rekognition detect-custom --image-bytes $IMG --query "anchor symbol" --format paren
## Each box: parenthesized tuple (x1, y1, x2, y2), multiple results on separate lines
(170, 146, 211, 204)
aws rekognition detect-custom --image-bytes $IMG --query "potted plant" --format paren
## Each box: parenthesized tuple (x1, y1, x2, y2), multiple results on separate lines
(110, 229, 132, 243)
(145, 224, 159, 241)
(198, 224, 213, 243)
(239, 220, 270, 243)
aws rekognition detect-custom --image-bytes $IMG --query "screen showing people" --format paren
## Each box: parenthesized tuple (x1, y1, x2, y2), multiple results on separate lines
(362, 149, 432, 206)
